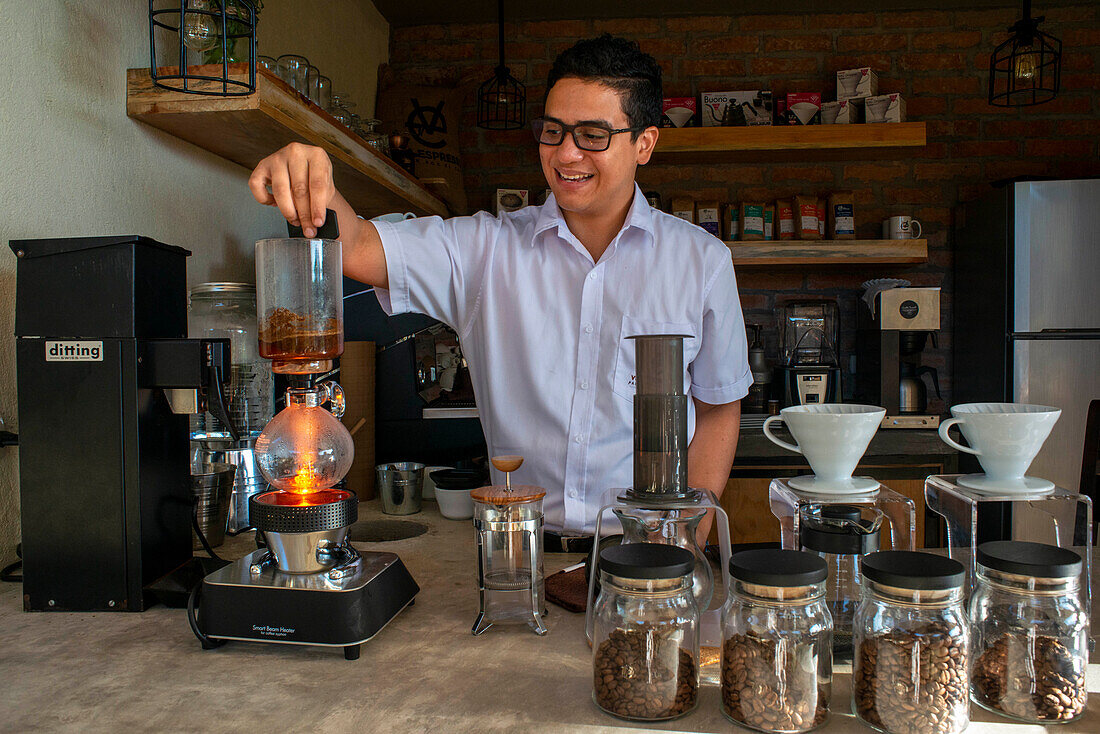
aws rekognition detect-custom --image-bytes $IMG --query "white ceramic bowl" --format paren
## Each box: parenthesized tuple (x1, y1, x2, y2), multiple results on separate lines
(422, 465, 453, 500)
(435, 487, 474, 520)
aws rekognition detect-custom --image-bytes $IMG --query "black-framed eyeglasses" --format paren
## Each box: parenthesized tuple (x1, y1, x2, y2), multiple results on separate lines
(531, 117, 643, 152)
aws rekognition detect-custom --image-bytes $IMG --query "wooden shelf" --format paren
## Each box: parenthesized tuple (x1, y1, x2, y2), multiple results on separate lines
(727, 239, 927, 266)
(652, 122, 926, 162)
(126, 66, 449, 219)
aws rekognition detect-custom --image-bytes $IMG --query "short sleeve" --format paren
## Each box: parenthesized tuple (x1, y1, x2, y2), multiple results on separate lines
(372, 212, 498, 334)
(689, 253, 753, 405)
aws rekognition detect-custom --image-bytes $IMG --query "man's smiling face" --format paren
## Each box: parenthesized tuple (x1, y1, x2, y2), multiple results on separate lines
(539, 77, 656, 219)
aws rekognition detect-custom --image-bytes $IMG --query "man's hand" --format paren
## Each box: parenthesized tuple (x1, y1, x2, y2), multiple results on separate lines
(248, 143, 336, 238)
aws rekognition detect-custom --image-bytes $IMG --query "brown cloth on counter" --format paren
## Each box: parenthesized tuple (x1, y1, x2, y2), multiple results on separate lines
(545, 566, 589, 613)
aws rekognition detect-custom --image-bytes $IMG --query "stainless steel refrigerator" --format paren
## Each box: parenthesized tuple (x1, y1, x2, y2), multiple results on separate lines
(954, 178, 1100, 492)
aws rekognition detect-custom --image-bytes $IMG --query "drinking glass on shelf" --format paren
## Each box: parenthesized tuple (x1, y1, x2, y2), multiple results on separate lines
(362, 119, 391, 156)
(276, 54, 309, 93)
(328, 92, 352, 126)
(257, 55, 278, 74)
(306, 65, 322, 105)
(317, 75, 332, 111)
(349, 113, 365, 138)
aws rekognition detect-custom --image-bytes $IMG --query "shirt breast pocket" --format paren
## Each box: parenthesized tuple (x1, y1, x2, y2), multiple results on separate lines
(612, 314, 699, 400)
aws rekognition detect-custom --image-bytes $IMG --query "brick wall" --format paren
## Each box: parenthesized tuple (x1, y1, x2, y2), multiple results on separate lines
(387, 6, 1100, 410)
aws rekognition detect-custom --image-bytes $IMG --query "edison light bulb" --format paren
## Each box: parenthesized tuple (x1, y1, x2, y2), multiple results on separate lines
(1013, 47, 1038, 82)
(181, 0, 219, 53)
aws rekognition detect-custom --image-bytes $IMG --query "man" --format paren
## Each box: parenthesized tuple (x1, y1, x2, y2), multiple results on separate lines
(249, 35, 751, 548)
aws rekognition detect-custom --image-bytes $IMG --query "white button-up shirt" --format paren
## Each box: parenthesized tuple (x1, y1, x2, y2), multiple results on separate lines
(374, 185, 751, 534)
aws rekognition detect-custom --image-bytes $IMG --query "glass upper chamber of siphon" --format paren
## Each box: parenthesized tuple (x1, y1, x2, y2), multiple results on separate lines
(254, 382, 353, 494)
(255, 212, 344, 375)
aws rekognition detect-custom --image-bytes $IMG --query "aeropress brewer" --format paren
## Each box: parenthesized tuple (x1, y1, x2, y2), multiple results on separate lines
(189, 212, 418, 659)
(585, 335, 733, 643)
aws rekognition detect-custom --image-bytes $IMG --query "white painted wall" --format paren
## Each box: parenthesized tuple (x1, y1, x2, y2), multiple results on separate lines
(0, 1, 389, 565)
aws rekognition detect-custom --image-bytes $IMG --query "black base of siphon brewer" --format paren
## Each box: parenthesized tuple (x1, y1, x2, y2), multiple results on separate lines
(192, 547, 419, 660)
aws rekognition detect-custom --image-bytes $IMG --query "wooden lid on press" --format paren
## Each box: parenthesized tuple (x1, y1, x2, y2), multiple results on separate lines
(471, 484, 546, 505)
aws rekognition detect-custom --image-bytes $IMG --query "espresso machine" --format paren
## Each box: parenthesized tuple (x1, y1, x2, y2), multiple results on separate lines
(192, 213, 418, 659)
(856, 285, 942, 428)
(10, 235, 237, 612)
(775, 300, 842, 407)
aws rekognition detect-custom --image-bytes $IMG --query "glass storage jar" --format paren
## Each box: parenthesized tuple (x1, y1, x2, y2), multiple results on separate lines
(969, 541, 1088, 723)
(853, 551, 969, 734)
(188, 282, 272, 441)
(592, 543, 699, 721)
(799, 504, 882, 658)
(722, 549, 832, 733)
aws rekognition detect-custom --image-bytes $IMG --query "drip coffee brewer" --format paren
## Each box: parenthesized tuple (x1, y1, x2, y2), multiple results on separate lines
(856, 284, 942, 428)
(775, 300, 841, 407)
(586, 335, 733, 643)
(192, 212, 419, 658)
(764, 404, 917, 563)
(925, 403, 1093, 614)
(471, 455, 548, 636)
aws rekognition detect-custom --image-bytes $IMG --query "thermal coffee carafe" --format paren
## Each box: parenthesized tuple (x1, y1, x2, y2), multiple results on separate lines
(775, 300, 842, 407)
(193, 212, 418, 659)
(10, 236, 236, 612)
(856, 285, 942, 428)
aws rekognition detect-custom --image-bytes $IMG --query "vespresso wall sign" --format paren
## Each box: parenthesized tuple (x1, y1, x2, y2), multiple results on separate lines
(45, 341, 103, 362)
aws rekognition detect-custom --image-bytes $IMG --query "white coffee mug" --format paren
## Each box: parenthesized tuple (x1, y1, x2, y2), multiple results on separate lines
(882, 215, 921, 240)
(938, 403, 1060, 483)
(762, 404, 886, 487)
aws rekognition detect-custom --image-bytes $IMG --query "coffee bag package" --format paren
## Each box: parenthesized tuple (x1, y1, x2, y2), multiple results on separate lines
(828, 191, 856, 239)
(661, 97, 697, 128)
(836, 67, 879, 101)
(785, 93, 821, 125)
(820, 100, 862, 124)
(864, 93, 906, 123)
(722, 204, 740, 241)
(776, 199, 795, 240)
(671, 196, 695, 223)
(764, 205, 775, 240)
(817, 198, 826, 238)
(740, 202, 766, 240)
(795, 195, 820, 239)
(696, 201, 721, 238)
(496, 189, 528, 214)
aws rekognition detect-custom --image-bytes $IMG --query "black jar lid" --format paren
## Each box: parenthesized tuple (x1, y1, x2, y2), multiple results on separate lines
(800, 505, 881, 555)
(599, 543, 695, 579)
(977, 541, 1082, 579)
(729, 549, 827, 586)
(861, 551, 965, 590)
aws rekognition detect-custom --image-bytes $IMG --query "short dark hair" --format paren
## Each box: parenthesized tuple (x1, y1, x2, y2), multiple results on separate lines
(546, 34, 663, 138)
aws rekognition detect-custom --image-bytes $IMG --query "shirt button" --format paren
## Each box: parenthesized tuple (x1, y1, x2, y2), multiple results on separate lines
(588, 271, 596, 280)
(574, 433, 583, 443)
(584, 324, 593, 334)
(580, 381, 589, 390)
(569, 490, 578, 499)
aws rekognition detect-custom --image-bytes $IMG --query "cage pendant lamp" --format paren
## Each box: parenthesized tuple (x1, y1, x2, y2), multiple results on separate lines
(988, 0, 1061, 107)
(477, 0, 526, 130)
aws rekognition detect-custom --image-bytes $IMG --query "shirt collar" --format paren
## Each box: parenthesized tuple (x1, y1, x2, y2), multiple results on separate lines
(532, 183, 656, 249)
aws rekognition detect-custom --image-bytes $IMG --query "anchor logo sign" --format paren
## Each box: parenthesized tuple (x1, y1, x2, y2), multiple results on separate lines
(406, 98, 447, 149)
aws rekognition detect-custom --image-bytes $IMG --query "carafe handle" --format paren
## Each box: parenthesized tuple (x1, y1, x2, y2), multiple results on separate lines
(938, 418, 980, 455)
(762, 415, 802, 454)
(322, 381, 346, 419)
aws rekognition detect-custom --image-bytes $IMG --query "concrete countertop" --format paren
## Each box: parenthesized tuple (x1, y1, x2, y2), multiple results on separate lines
(736, 426, 956, 461)
(2, 501, 1096, 733)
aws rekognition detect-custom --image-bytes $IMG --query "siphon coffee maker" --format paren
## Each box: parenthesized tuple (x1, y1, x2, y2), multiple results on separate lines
(192, 212, 419, 658)
(586, 335, 733, 642)
(471, 455, 548, 636)
(775, 300, 842, 407)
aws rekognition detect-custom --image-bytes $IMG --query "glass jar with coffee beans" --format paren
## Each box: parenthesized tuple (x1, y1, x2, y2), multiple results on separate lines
(969, 541, 1088, 723)
(591, 543, 699, 721)
(722, 549, 832, 733)
(853, 551, 969, 734)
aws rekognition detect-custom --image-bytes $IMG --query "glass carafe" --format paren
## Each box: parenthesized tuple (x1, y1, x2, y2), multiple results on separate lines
(256, 228, 343, 375)
(614, 506, 713, 611)
(254, 382, 353, 494)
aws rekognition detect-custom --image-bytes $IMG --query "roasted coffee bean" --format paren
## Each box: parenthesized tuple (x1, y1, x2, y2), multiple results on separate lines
(854, 623, 968, 734)
(593, 626, 698, 720)
(721, 633, 828, 732)
(973, 633, 1086, 721)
